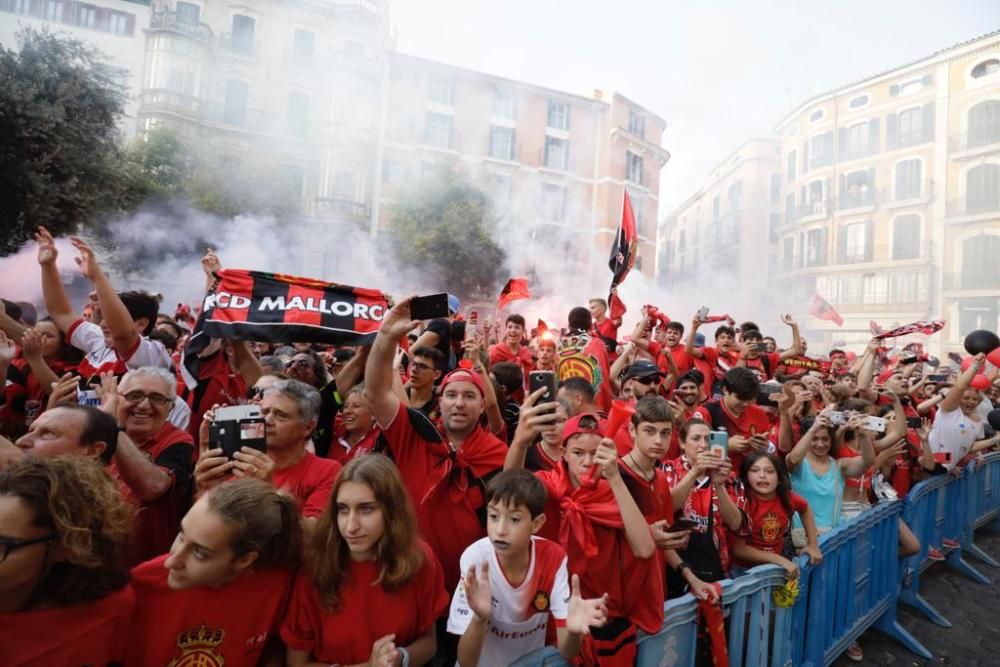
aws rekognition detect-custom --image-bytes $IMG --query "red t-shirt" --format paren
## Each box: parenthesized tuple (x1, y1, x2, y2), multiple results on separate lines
(489, 342, 534, 392)
(740, 352, 782, 381)
(0, 585, 134, 667)
(0, 357, 77, 435)
(595, 316, 620, 345)
(128, 555, 292, 667)
(112, 422, 194, 565)
(327, 426, 381, 466)
(703, 401, 771, 471)
(280, 542, 449, 664)
(701, 346, 741, 385)
(271, 452, 341, 518)
(183, 351, 248, 441)
(648, 341, 693, 377)
(735, 492, 809, 567)
(668, 405, 710, 460)
(381, 403, 507, 591)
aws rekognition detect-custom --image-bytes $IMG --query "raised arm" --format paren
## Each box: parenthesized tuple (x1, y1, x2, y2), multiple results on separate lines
(685, 316, 705, 359)
(20, 329, 59, 396)
(596, 439, 655, 558)
(777, 314, 802, 361)
(36, 227, 79, 333)
(710, 458, 744, 531)
(504, 388, 558, 471)
(363, 298, 420, 428)
(856, 339, 879, 394)
(940, 353, 983, 413)
(872, 391, 906, 451)
(839, 415, 877, 478)
(200, 249, 221, 296)
(71, 237, 140, 356)
(228, 340, 264, 387)
(333, 345, 369, 397)
(786, 413, 827, 471)
(0, 301, 27, 343)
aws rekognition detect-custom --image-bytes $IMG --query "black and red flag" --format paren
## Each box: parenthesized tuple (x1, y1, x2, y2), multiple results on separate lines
(607, 190, 638, 320)
(810, 294, 844, 327)
(181, 269, 389, 389)
(497, 277, 531, 311)
(873, 320, 945, 340)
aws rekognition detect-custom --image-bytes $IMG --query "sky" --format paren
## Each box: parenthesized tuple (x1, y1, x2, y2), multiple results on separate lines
(389, 0, 1000, 214)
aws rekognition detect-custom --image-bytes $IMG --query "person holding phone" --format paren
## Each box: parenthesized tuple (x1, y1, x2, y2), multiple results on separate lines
(128, 479, 302, 667)
(702, 368, 772, 471)
(282, 455, 449, 667)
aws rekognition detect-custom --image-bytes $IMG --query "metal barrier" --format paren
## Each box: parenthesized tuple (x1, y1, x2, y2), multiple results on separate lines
(510, 455, 1000, 667)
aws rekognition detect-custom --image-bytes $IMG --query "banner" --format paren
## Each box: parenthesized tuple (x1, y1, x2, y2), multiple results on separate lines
(497, 277, 530, 311)
(873, 320, 945, 340)
(181, 269, 388, 389)
(810, 294, 844, 327)
(781, 356, 833, 374)
(607, 190, 637, 319)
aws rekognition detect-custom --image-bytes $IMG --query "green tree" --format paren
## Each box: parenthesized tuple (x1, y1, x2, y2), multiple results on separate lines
(387, 168, 507, 300)
(0, 28, 128, 255)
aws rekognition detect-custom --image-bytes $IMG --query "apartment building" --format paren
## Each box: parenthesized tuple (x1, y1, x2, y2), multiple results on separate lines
(0, 0, 152, 132)
(772, 30, 1000, 354)
(379, 53, 669, 284)
(657, 138, 783, 307)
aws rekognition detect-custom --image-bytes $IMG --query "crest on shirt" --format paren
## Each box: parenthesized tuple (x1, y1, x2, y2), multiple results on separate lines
(167, 624, 226, 667)
(761, 511, 781, 543)
(533, 590, 550, 612)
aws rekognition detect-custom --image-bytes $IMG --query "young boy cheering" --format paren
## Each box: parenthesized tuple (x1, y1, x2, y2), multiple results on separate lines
(448, 470, 609, 666)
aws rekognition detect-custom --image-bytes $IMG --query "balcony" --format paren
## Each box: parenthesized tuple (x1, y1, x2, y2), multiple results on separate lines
(943, 271, 1000, 292)
(149, 9, 213, 41)
(836, 188, 877, 212)
(138, 89, 201, 117)
(945, 197, 1000, 221)
(836, 241, 933, 266)
(315, 197, 370, 225)
(950, 125, 1000, 157)
(797, 199, 830, 221)
(219, 32, 259, 59)
(886, 179, 934, 207)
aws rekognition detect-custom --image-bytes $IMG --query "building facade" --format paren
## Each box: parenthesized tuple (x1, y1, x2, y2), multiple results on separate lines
(379, 53, 669, 284)
(657, 138, 782, 307)
(0, 0, 152, 132)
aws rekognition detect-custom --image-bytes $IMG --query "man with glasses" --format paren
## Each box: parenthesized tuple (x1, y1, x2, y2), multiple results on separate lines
(405, 346, 445, 420)
(108, 366, 195, 564)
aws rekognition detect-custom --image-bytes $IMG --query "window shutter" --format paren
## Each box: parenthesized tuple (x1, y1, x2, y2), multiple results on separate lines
(838, 127, 848, 160)
(887, 113, 898, 149)
(864, 220, 874, 261)
(922, 103, 935, 142)
(799, 232, 805, 267)
(126, 13, 135, 35)
(868, 118, 879, 153)
(95, 6, 108, 30)
(838, 173, 846, 205)
(838, 224, 848, 263)
(819, 227, 828, 265)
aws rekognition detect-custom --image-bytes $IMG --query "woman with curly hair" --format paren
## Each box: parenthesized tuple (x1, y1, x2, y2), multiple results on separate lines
(127, 478, 302, 666)
(282, 454, 449, 667)
(0, 457, 134, 666)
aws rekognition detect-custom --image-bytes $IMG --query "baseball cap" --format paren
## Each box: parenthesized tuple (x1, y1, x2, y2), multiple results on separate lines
(694, 333, 706, 347)
(561, 413, 606, 445)
(447, 294, 460, 315)
(440, 368, 485, 397)
(622, 360, 665, 383)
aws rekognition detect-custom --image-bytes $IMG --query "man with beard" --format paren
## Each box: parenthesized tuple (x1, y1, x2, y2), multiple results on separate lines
(666, 372, 711, 460)
(620, 360, 665, 401)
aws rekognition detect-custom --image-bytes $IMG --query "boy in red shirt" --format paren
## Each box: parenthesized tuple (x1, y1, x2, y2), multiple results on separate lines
(703, 368, 772, 471)
(489, 314, 533, 389)
(737, 317, 801, 381)
(505, 412, 658, 666)
(685, 314, 739, 398)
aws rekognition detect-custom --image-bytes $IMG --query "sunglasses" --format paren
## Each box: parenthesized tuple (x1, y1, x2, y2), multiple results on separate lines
(633, 376, 659, 385)
(285, 359, 312, 369)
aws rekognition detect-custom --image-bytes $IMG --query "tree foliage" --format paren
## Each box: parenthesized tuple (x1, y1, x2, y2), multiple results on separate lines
(0, 28, 128, 255)
(387, 168, 507, 300)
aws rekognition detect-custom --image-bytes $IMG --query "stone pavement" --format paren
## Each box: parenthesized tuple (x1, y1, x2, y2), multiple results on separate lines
(832, 529, 1000, 667)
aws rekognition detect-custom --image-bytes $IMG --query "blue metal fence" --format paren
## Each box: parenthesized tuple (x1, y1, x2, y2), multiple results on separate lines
(513, 456, 1000, 667)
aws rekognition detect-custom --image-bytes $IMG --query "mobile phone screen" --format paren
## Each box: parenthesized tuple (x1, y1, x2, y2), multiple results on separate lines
(410, 293, 450, 320)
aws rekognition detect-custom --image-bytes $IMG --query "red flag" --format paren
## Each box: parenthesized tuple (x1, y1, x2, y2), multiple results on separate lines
(537, 318, 548, 334)
(497, 277, 530, 311)
(873, 320, 945, 340)
(810, 294, 844, 327)
(608, 191, 638, 319)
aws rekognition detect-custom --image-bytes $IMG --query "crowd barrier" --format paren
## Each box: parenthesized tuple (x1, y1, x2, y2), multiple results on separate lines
(513, 453, 1000, 667)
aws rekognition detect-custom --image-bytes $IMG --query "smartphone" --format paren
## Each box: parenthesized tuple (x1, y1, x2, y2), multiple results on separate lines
(927, 374, 949, 382)
(696, 306, 709, 321)
(465, 309, 479, 342)
(863, 416, 887, 434)
(529, 371, 558, 414)
(906, 416, 923, 429)
(757, 382, 783, 405)
(410, 293, 450, 320)
(826, 411, 847, 427)
(664, 518, 700, 533)
(708, 430, 729, 459)
(210, 405, 266, 459)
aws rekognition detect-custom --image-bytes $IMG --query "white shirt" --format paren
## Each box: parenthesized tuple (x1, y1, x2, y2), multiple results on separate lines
(929, 405, 984, 470)
(447, 536, 570, 667)
(68, 319, 173, 378)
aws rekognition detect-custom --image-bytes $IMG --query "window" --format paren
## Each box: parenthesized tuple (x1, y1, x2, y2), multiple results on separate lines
(109, 11, 128, 35)
(544, 137, 568, 171)
(809, 132, 833, 169)
(77, 4, 96, 28)
(786, 150, 797, 182)
(628, 110, 645, 138)
(12, 0, 29, 14)
(626, 151, 643, 185)
(292, 29, 315, 65)
(728, 180, 743, 210)
(962, 234, 1000, 289)
(493, 89, 515, 118)
(839, 169, 874, 208)
(785, 192, 796, 225)
(176, 1, 199, 25)
(223, 80, 248, 125)
(382, 160, 409, 184)
(769, 213, 781, 242)
(45, 1, 64, 21)
(842, 221, 869, 263)
(803, 228, 826, 266)
(966, 163, 1000, 213)
(849, 94, 870, 109)
(898, 108, 923, 146)
(863, 274, 888, 304)
(629, 190, 645, 237)
(424, 112, 452, 148)
(847, 122, 869, 156)
(547, 101, 569, 130)
(782, 237, 794, 270)
(892, 215, 921, 260)
(972, 59, 1000, 78)
(489, 126, 515, 160)
(489, 174, 512, 204)
(230, 15, 255, 54)
(809, 109, 824, 123)
(287, 92, 309, 137)
(891, 272, 920, 303)
(284, 166, 304, 200)
(959, 297, 999, 335)
(332, 170, 356, 199)
(894, 159, 922, 200)
(542, 184, 566, 222)
(968, 100, 1000, 148)
(712, 195, 720, 221)
(429, 76, 454, 105)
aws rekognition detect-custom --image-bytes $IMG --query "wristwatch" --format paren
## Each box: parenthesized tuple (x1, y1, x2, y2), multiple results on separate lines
(399, 646, 411, 667)
(676, 561, 693, 575)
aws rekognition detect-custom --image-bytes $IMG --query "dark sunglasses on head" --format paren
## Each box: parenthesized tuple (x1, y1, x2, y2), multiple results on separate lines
(285, 359, 312, 369)
(633, 376, 659, 385)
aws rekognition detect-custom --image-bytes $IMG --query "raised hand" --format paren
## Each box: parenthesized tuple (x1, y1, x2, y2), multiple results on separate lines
(35, 226, 58, 265)
(20, 328, 43, 360)
(0, 331, 16, 364)
(379, 297, 422, 342)
(94, 372, 120, 417)
(231, 447, 275, 482)
(565, 574, 609, 635)
(594, 439, 621, 481)
(70, 236, 103, 282)
(514, 387, 561, 442)
(201, 248, 221, 277)
(781, 313, 797, 327)
(464, 562, 493, 622)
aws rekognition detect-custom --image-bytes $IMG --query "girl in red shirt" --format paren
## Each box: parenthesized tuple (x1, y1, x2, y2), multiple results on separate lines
(282, 454, 449, 667)
(128, 478, 302, 667)
(730, 451, 822, 579)
(0, 457, 134, 667)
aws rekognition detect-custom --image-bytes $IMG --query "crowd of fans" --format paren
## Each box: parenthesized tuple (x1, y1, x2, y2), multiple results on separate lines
(1, 226, 999, 666)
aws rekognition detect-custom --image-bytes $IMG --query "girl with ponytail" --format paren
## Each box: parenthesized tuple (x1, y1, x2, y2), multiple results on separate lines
(127, 478, 303, 666)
